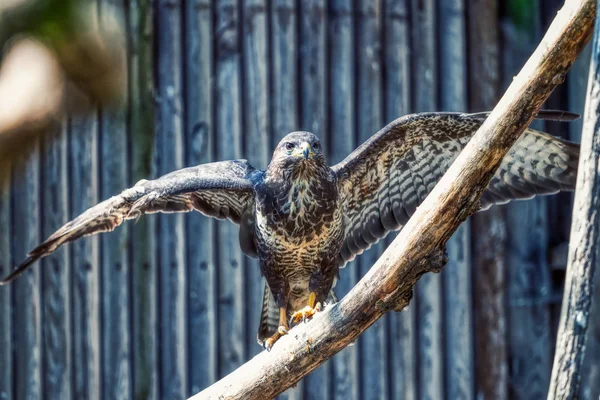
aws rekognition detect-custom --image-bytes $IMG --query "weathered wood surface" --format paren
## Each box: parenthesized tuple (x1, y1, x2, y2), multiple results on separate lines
(215, 0, 246, 378)
(70, 108, 101, 400)
(129, 0, 158, 398)
(467, 1, 508, 399)
(156, 0, 187, 397)
(543, 0, 575, 299)
(42, 123, 71, 400)
(355, 2, 387, 399)
(100, 1, 131, 399)
(382, 2, 417, 399)
(548, 2, 600, 396)
(410, 0, 444, 398)
(502, 2, 553, 399)
(13, 142, 41, 400)
(193, 2, 596, 397)
(0, 166, 10, 399)
(329, 1, 358, 399)
(270, 0, 298, 144)
(565, 10, 600, 400)
(186, 0, 216, 395)
(439, 1, 474, 399)
(242, 0, 270, 362)
(69, 6, 101, 399)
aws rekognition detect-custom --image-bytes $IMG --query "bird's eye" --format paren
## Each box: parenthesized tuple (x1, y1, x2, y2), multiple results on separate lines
(313, 142, 320, 151)
(285, 142, 295, 151)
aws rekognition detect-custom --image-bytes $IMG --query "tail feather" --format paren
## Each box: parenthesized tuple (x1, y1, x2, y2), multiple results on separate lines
(257, 283, 279, 345)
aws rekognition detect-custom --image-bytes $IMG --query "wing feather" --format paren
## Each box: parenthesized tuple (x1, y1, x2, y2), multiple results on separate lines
(1, 160, 256, 284)
(334, 112, 579, 267)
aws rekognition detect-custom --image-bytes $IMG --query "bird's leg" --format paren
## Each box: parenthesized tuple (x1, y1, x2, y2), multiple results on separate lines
(263, 306, 290, 351)
(290, 291, 322, 324)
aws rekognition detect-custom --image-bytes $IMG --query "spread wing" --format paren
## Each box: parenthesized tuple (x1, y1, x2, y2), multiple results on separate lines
(1, 160, 256, 284)
(333, 111, 579, 266)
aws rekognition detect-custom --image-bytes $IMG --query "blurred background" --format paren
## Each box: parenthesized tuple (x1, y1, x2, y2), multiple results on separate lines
(0, 0, 598, 399)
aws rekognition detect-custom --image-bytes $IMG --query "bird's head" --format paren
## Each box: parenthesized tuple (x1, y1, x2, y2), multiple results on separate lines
(268, 131, 326, 178)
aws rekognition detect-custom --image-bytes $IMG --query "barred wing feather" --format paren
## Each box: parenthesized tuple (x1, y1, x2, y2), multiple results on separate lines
(333, 112, 579, 266)
(1, 160, 256, 284)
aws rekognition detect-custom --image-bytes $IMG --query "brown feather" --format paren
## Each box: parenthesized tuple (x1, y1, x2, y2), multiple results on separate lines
(334, 112, 579, 267)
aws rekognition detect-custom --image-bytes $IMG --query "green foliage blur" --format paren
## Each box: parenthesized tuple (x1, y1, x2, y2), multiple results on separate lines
(1, 0, 79, 49)
(506, 0, 537, 31)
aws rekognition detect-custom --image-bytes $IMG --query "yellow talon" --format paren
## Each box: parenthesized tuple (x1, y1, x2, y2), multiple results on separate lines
(263, 307, 289, 351)
(290, 292, 322, 324)
(308, 292, 317, 308)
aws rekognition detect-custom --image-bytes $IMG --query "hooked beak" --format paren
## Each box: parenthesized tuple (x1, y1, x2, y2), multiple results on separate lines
(298, 142, 312, 160)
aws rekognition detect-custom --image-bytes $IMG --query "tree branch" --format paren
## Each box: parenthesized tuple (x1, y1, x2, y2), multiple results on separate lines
(191, 1, 596, 398)
(548, 1, 600, 397)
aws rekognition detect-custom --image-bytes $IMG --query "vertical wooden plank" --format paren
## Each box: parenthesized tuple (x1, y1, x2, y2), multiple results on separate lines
(466, 1, 507, 399)
(328, 0, 358, 398)
(438, 1, 474, 399)
(70, 99, 101, 400)
(442, 227, 473, 400)
(355, 1, 387, 399)
(215, 0, 246, 377)
(298, 0, 330, 397)
(328, 1, 358, 399)
(0, 166, 10, 399)
(185, 0, 217, 394)
(270, 2, 303, 397)
(382, 2, 416, 399)
(299, 0, 327, 148)
(129, 0, 158, 398)
(156, 0, 187, 397)
(99, 1, 132, 399)
(69, 8, 102, 400)
(271, 0, 298, 142)
(12, 144, 42, 400)
(542, 0, 585, 303)
(501, 3, 552, 399)
(242, 0, 270, 360)
(410, 0, 444, 398)
(540, 0, 571, 142)
(443, 227, 473, 400)
(42, 123, 72, 400)
(541, 0, 574, 304)
(568, 45, 592, 144)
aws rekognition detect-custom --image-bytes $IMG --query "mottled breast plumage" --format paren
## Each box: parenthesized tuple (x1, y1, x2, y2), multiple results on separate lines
(255, 165, 342, 254)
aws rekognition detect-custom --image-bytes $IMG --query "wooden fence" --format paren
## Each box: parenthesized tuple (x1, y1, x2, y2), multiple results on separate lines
(1, 0, 599, 399)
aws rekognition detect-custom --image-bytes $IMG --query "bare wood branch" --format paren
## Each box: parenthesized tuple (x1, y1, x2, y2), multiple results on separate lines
(191, 1, 596, 398)
(548, 1, 600, 397)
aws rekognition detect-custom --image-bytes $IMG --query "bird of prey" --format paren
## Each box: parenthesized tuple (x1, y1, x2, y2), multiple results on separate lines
(1, 111, 580, 350)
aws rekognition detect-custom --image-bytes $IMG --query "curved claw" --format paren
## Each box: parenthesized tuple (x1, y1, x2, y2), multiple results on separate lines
(263, 325, 289, 351)
(290, 302, 322, 325)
